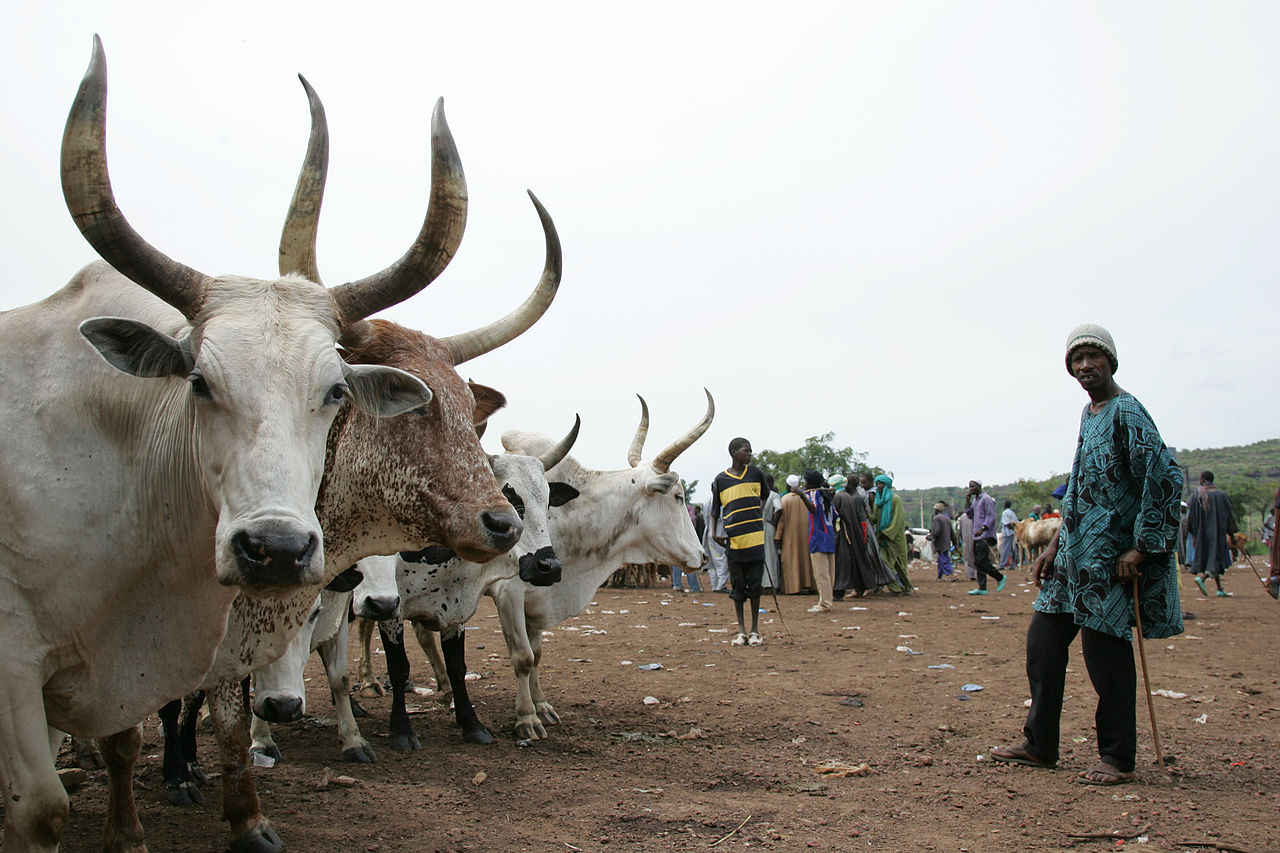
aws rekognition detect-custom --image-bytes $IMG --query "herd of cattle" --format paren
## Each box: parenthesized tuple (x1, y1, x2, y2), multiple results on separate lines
(0, 38, 712, 852)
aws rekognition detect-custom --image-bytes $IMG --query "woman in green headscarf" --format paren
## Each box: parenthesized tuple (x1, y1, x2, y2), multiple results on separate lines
(874, 474, 912, 594)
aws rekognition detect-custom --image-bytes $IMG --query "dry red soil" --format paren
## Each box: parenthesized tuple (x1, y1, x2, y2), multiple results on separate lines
(52, 559, 1278, 852)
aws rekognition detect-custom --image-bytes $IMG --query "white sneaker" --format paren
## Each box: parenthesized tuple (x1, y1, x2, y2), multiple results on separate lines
(806, 605, 824, 613)
(730, 632, 747, 646)
(748, 632, 763, 646)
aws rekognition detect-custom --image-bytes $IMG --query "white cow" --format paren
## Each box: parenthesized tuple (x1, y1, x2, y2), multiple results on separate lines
(247, 555, 400, 763)
(487, 392, 713, 739)
(105, 73, 566, 852)
(0, 39, 462, 852)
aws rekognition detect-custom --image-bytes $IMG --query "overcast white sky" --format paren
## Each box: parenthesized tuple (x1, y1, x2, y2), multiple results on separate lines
(2, 2, 1276, 493)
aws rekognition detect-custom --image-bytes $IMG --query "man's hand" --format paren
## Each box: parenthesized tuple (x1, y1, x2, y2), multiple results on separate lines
(1115, 549, 1144, 580)
(1032, 546, 1058, 588)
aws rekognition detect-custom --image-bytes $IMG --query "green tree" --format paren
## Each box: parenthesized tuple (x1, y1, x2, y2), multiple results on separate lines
(753, 432, 873, 488)
(680, 477, 699, 504)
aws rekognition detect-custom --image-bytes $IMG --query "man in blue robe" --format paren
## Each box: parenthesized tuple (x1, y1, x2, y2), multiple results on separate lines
(992, 324, 1182, 785)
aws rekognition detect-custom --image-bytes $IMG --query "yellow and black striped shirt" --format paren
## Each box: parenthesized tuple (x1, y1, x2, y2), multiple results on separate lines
(711, 466, 768, 562)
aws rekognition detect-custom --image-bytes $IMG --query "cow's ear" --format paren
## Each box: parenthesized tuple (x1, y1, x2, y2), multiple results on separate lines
(80, 317, 191, 378)
(469, 381, 507, 427)
(324, 565, 364, 593)
(548, 482, 580, 507)
(647, 472, 680, 495)
(344, 363, 433, 417)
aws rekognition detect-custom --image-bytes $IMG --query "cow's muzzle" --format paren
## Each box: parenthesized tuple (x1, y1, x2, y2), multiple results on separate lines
(231, 523, 320, 586)
(357, 595, 400, 622)
(481, 510, 523, 553)
(254, 695, 303, 724)
(518, 545, 562, 586)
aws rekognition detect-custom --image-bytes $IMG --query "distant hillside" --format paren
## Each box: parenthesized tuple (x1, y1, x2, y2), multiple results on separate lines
(898, 438, 1279, 528)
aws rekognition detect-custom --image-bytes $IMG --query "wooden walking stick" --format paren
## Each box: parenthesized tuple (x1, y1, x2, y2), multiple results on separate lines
(1238, 551, 1279, 600)
(1131, 576, 1168, 772)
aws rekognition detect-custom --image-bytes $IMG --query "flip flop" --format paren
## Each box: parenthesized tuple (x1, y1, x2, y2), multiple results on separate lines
(1193, 576, 1208, 596)
(1075, 763, 1136, 785)
(990, 744, 1056, 769)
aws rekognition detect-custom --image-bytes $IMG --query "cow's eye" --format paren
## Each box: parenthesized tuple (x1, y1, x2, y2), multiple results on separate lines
(325, 383, 348, 406)
(502, 484, 526, 519)
(188, 373, 211, 399)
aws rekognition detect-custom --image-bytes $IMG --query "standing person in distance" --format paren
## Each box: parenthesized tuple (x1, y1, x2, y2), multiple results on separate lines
(874, 473, 912, 594)
(927, 501, 956, 581)
(796, 470, 836, 612)
(1186, 470, 1234, 598)
(710, 438, 770, 646)
(1000, 500, 1020, 571)
(966, 480, 1006, 595)
(992, 323, 1182, 785)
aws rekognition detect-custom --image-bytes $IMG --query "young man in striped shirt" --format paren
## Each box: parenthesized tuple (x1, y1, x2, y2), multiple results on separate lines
(710, 437, 770, 646)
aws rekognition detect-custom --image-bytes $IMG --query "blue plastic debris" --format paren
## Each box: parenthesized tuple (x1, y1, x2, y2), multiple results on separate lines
(961, 683, 984, 692)
(927, 664, 955, 670)
(637, 663, 663, 671)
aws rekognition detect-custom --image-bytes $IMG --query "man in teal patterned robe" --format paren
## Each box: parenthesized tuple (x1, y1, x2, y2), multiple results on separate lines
(992, 324, 1182, 785)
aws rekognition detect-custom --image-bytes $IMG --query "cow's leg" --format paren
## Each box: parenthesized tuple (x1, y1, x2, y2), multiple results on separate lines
(411, 620, 454, 705)
(0, 697, 69, 852)
(493, 586, 545, 739)
(438, 625, 494, 744)
(99, 724, 147, 853)
(380, 619, 421, 752)
(70, 734, 105, 770)
(317, 614, 376, 762)
(208, 679, 281, 853)
(178, 690, 208, 785)
(159, 698, 203, 806)
(527, 629, 560, 727)
(354, 617, 384, 698)
(247, 712, 280, 763)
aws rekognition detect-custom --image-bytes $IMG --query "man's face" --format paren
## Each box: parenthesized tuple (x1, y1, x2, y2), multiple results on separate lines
(1069, 345, 1113, 392)
(732, 444, 753, 466)
(968, 480, 980, 496)
(860, 474, 873, 490)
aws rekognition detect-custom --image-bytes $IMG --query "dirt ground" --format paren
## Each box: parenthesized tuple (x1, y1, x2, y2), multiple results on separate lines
(51, 557, 1278, 853)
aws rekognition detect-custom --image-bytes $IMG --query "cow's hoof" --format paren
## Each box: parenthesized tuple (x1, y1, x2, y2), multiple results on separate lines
(389, 732, 421, 753)
(250, 744, 283, 762)
(349, 696, 369, 719)
(462, 725, 494, 745)
(514, 718, 547, 741)
(229, 822, 283, 853)
(536, 704, 561, 726)
(165, 781, 204, 806)
(187, 761, 209, 785)
(342, 743, 377, 763)
(357, 680, 384, 699)
(75, 745, 106, 770)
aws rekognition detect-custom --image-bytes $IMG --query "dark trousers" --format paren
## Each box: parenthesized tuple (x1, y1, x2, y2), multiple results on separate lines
(972, 536, 1003, 589)
(1023, 611, 1137, 772)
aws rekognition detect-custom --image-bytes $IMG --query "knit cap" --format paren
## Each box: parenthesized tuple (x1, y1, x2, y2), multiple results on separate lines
(785, 474, 800, 489)
(1065, 323, 1118, 374)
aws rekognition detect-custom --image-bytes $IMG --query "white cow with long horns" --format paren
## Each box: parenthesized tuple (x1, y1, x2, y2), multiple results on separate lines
(0, 37, 516, 852)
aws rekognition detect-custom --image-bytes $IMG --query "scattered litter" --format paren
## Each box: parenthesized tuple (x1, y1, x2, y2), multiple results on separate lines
(620, 609, 631, 614)
(642, 696, 661, 707)
(957, 695, 972, 701)
(57, 768, 88, 791)
(516, 739, 533, 748)
(630, 624, 649, 629)
(582, 629, 608, 636)
(1229, 760, 1246, 766)
(897, 611, 912, 616)
(1194, 714, 1208, 724)
(568, 658, 592, 663)
(676, 728, 705, 740)
(563, 626, 580, 631)
(927, 664, 955, 670)
(463, 672, 481, 682)
(1071, 736, 1088, 743)
(895, 645, 921, 655)
(541, 631, 555, 638)
(1150, 689, 1187, 699)
(637, 663, 663, 671)
(632, 788, 664, 794)
(252, 752, 276, 768)
(792, 736, 807, 744)
(841, 626, 862, 630)
(702, 602, 715, 607)
(898, 634, 917, 639)
(601, 610, 616, 614)
(1183, 635, 1203, 640)
(814, 760, 870, 777)
(677, 622, 697, 627)
(839, 695, 865, 707)
(980, 616, 1001, 621)
(961, 684, 984, 692)
(313, 767, 357, 789)
(412, 686, 435, 696)
(708, 628, 729, 633)
(620, 660, 633, 666)
(849, 606, 869, 611)
(472, 771, 487, 786)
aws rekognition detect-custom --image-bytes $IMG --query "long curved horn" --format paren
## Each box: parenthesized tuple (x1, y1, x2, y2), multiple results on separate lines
(61, 35, 211, 319)
(651, 388, 715, 474)
(441, 191, 561, 365)
(278, 75, 328, 283)
(539, 415, 581, 472)
(328, 97, 467, 327)
(627, 395, 649, 468)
